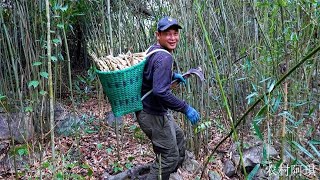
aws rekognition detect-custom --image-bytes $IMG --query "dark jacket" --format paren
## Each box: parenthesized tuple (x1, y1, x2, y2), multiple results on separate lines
(141, 44, 188, 115)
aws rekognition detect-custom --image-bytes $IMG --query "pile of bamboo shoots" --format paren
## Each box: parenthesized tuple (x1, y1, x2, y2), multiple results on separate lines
(90, 51, 146, 71)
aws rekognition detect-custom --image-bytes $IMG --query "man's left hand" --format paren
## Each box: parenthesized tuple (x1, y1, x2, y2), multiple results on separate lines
(173, 73, 186, 84)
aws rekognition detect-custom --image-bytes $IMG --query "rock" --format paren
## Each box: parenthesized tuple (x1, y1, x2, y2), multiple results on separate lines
(54, 103, 68, 121)
(105, 111, 123, 127)
(184, 159, 200, 172)
(54, 104, 86, 136)
(169, 172, 183, 180)
(265, 144, 278, 157)
(101, 172, 111, 180)
(232, 144, 279, 168)
(182, 151, 200, 173)
(232, 154, 240, 168)
(255, 168, 268, 179)
(271, 174, 280, 180)
(244, 145, 262, 166)
(101, 163, 151, 180)
(209, 170, 222, 180)
(55, 113, 83, 136)
(223, 160, 236, 177)
(0, 113, 33, 143)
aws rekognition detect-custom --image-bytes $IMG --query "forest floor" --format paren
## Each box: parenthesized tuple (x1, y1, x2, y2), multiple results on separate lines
(2, 95, 232, 180)
(48, 96, 231, 179)
(3, 92, 318, 180)
(2, 93, 319, 179)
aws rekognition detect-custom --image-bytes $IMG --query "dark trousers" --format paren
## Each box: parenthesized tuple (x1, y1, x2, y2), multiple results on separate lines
(137, 110, 186, 180)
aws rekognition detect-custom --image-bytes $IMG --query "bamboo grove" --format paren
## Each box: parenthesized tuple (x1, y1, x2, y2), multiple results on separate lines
(0, 0, 319, 179)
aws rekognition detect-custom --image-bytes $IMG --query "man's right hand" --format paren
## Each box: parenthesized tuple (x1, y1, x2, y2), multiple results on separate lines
(185, 106, 200, 125)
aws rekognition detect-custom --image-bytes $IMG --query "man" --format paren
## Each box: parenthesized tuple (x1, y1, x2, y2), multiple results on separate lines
(136, 16, 200, 180)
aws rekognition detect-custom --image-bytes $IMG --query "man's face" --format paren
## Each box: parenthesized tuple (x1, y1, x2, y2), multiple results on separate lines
(156, 27, 180, 52)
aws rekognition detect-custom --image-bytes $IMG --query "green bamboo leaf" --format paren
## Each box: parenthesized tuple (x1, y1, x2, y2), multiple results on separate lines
(253, 120, 263, 140)
(32, 61, 42, 66)
(0, 95, 6, 100)
(66, 163, 76, 169)
(278, 0, 288, 7)
(292, 101, 308, 108)
(308, 106, 315, 116)
(308, 142, 320, 158)
(309, 140, 320, 145)
(56, 172, 63, 180)
(205, 121, 212, 127)
(52, 3, 62, 11)
(259, 77, 272, 83)
(51, 56, 58, 62)
(275, 159, 283, 170)
(57, 23, 64, 29)
(279, 111, 296, 125)
(81, 164, 93, 177)
(40, 90, 47, 96)
(294, 118, 305, 127)
(247, 164, 260, 180)
(267, 79, 276, 93)
(236, 77, 247, 81)
(58, 53, 64, 61)
(194, 128, 198, 134)
(25, 106, 33, 112)
(251, 83, 257, 92)
(256, 1, 270, 7)
(40, 71, 49, 79)
(17, 148, 28, 156)
(246, 92, 258, 104)
(290, 32, 298, 41)
(69, 24, 74, 33)
(256, 104, 267, 118)
(292, 141, 315, 159)
(271, 94, 282, 112)
(285, 149, 307, 169)
(262, 144, 268, 165)
(28, 80, 39, 88)
(245, 58, 251, 71)
(60, 5, 68, 11)
(52, 38, 61, 44)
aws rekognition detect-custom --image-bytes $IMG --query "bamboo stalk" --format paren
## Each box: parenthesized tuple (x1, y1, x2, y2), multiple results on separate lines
(279, 6, 288, 176)
(107, 0, 113, 56)
(45, 0, 55, 174)
(61, 14, 77, 114)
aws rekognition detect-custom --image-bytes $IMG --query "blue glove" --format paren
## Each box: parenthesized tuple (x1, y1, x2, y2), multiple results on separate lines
(173, 73, 186, 84)
(185, 106, 200, 125)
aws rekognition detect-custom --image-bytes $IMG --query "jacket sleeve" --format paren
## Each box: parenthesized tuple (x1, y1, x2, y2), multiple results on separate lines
(152, 53, 188, 113)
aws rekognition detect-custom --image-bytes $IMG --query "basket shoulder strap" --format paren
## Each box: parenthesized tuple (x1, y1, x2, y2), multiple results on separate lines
(141, 49, 172, 101)
(145, 48, 171, 58)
